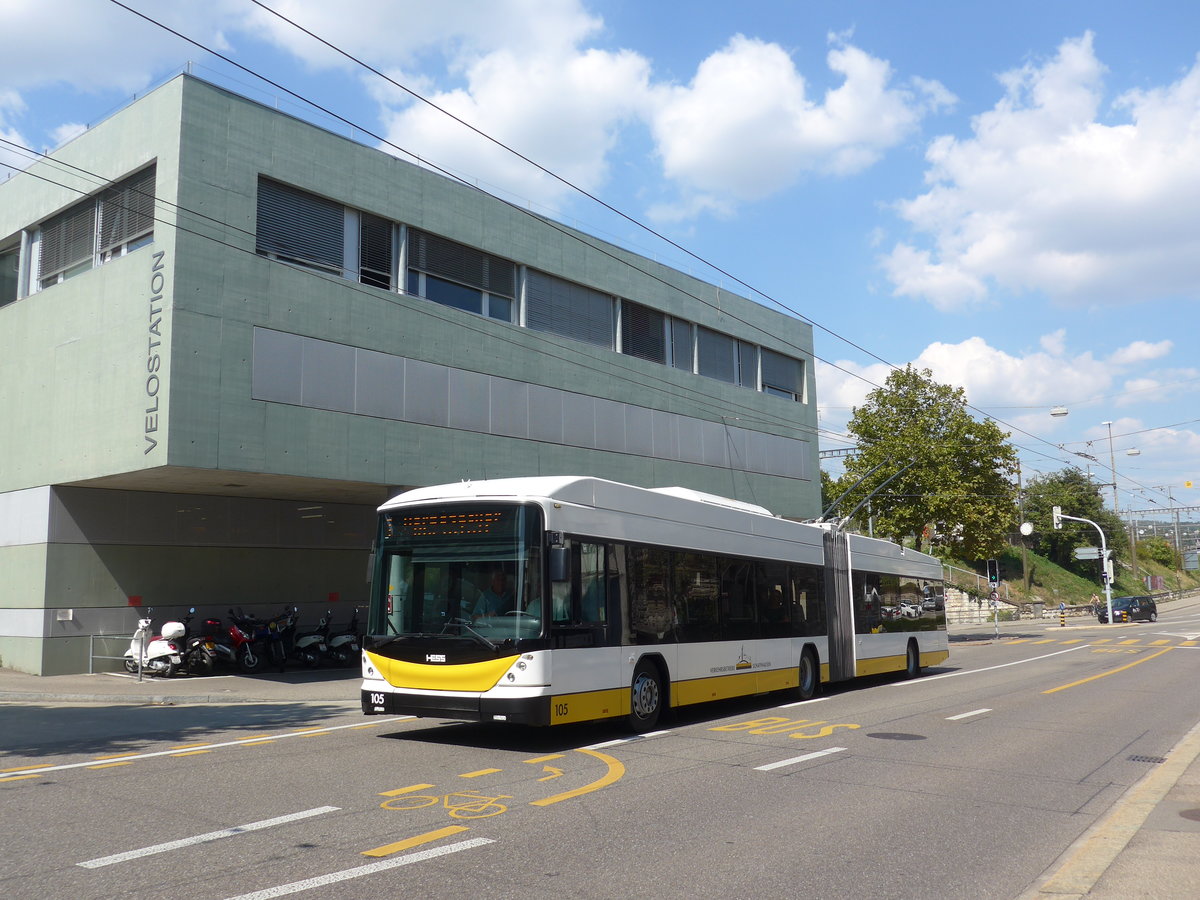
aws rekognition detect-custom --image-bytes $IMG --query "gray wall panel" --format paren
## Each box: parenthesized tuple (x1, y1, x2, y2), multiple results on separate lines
(355, 348, 405, 420)
(252, 327, 303, 403)
(404, 358, 449, 426)
(301, 336, 355, 411)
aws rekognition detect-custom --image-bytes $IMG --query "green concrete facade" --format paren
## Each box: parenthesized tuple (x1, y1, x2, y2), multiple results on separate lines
(0, 75, 819, 674)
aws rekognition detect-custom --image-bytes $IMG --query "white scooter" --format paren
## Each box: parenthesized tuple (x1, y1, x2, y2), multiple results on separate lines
(123, 615, 185, 677)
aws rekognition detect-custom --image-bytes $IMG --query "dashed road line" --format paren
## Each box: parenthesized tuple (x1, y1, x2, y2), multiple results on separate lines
(946, 708, 992, 721)
(78, 806, 339, 868)
(755, 747, 847, 771)
(223, 838, 494, 900)
(362, 825, 470, 858)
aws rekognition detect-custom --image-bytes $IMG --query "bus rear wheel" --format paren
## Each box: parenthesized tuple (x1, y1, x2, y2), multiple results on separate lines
(628, 660, 663, 733)
(797, 648, 819, 701)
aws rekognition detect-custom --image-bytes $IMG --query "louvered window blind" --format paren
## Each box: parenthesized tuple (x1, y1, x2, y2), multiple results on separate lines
(761, 349, 803, 398)
(670, 318, 693, 371)
(98, 165, 155, 256)
(620, 300, 666, 363)
(407, 229, 515, 298)
(526, 270, 615, 348)
(256, 178, 344, 273)
(359, 213, 393, 288)
(696, 326, 737, 383)
(38, 201, 96, 283)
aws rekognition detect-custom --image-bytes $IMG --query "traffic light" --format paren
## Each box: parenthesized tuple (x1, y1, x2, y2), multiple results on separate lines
(1052, 506, 1063, 529)
(986, 559, 999, 584)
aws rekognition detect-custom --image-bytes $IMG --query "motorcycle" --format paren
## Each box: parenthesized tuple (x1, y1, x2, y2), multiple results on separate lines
(290, 608, 326, 669)
(200, 614, 240, 670)
(178, 608, 217, 677)
(123, 612, 184, 677)
(231, 606, 295, 673)
(227, 609, 269, 674)
(319, 607, 361, 667)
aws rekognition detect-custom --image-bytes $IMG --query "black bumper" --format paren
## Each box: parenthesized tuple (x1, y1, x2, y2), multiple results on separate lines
(361, 689, 551, 726)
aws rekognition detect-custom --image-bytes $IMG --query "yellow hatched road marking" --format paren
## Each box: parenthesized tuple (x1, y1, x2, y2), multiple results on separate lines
(1044, 647, 1173, 694)
(1008, 639, 1030, 644)
(380, 784, 435, 797)
(1150, 640, 1170, 645)
(1118, 639, 1140, 645)
(1060, 639, 1084, 644)
(362, 825, 469, 858)
(1030, 639, 1056, 645)
(459, 769, 501, 778)
(1183, 641, 1197, 647)
(1092, 638, 1112, 644)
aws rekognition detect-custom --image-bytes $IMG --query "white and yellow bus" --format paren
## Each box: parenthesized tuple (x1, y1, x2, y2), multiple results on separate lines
(361, 476, 947, 731)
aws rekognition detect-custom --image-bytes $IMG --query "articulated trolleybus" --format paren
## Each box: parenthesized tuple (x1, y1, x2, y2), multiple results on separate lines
(361, 477, 947, 731)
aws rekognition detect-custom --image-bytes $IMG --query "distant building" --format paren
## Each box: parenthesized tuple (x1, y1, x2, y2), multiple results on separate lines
(0, 75, 818, 674)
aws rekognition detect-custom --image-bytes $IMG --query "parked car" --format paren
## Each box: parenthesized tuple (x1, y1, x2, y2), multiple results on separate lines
(1097, 595, 1157, 624)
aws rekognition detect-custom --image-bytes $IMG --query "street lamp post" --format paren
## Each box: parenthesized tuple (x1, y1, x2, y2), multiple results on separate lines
(1056, 508, 1114, 624)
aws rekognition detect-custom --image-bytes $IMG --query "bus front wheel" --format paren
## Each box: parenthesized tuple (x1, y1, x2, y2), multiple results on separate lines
(797, 648, 819, 701)
(628, 660, 663, 733)
(905, 641, 921, 679)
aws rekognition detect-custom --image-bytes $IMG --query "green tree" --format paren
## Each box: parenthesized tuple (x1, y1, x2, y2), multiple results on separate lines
(1022, 468, 1128, 577)
(1137, 535, 1177, 568)
(836, 366, 1018, 558)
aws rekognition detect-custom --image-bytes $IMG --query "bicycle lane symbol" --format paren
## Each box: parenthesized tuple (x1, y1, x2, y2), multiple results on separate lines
(380, 785, 510, 820)
(377, 747, 626, 822)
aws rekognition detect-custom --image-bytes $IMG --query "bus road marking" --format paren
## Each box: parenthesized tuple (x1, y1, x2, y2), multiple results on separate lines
(755, 747, 847, 771)
(946, 708, 991, 721)
(362, 825, 470, 858)
(224, 838, 494, 900)
(77, 806, 340, 868)
(1044, 647, 1174, 694)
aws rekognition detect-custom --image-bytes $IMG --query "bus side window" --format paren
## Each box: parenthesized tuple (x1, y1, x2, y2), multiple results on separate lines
(580, 543, 607, 623)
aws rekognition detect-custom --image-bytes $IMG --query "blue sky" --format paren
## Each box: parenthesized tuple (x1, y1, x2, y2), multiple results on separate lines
(2, 0, 1198, 530)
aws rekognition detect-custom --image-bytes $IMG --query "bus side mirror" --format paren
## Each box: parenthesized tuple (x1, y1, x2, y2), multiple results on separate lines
(549, 547, 570, 583)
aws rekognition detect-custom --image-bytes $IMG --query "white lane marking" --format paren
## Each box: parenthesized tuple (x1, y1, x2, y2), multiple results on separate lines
(755, 747, 847, 771)
(223, 838, 494, 899)
(0, 717, 414, 780)
(584, 730, 669, 750)
(946, 708, 991, 721)
(890, 644, 1089, 686)
(78, 807, 340, 868)
(777, 696, 830, 709)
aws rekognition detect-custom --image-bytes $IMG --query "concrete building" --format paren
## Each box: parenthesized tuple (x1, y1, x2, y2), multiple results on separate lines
(0, 75, 819, 674)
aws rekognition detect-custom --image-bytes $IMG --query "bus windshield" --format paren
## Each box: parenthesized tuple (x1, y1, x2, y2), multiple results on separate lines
(371, 503, 544, 645)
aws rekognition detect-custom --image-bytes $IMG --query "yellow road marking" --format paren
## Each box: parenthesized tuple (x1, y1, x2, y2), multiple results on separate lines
(1060, 639, 1084, 644)
(1150, 640, 1170, 646)
(87, 762, 134, 770)
(1044, 647, 1173, 694)
(2, 764, 51, 772)
(169, 742, 212, 750)
(0, 773, 44, 782)
(524, 754, 565, 764)
(1117, 639, 1140, 645)
(239, 740, 276, 747)
(1030, 639, 1056, 644)
(530, 749, 624, 807)
(1183, 641, 1197, 647)
(362, 825, 470, 858)
(380, 784, 436, 797)
(459, 769, 501, 778)
(1008, 639, 1030, 644)
(1092, 638, 1111, 644)
(538, 766, 564, 781)
(171, 750, 212, 757)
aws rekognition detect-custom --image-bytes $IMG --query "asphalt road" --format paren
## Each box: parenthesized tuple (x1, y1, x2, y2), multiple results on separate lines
(3, 597, 1200, 899)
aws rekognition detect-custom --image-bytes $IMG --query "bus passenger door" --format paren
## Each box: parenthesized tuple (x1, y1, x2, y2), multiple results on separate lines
(822, 529, 856, 681)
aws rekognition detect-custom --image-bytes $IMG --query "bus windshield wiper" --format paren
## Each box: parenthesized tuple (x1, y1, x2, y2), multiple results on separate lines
(441, 619, 497, 650)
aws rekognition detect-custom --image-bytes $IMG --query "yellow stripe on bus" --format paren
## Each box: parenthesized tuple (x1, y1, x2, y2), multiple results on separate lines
(367, 651, 519, 692)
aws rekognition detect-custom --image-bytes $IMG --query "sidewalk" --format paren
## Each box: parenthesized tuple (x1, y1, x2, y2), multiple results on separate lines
(0, 664, 362, 706)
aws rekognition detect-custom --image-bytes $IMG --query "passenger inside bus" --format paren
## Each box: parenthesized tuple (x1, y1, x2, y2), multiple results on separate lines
(473, 569, 513, 618)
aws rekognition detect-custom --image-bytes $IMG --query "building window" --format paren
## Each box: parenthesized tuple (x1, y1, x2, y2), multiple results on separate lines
(738, 340, 757, 389)
(762, 348, 804, 401)
(696, 326, 737, 384)
(526, 269, 615, 348)
(359, 213, 393, 289)
(620, 300, 666, 363)
(670, 318, 693, 372)
(256, 177, 344, 274)
(98, 166, 155, 262)
(407, 228, 515, 322)
(37, 201, 96, 288)
(0, 244, 18, 308)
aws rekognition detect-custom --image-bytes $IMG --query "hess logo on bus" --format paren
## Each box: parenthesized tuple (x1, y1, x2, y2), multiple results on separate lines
(426, 653, 447, 663)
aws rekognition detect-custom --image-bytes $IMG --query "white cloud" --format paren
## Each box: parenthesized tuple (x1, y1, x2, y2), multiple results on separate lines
(884, 32, 1200, 309)
(1108, 339, 1172, 366)
(648, 35, 954, 219)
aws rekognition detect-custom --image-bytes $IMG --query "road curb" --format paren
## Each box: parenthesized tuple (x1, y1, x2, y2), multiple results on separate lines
(1019, 714, 1200, 899)
(0, 691, 362, 706)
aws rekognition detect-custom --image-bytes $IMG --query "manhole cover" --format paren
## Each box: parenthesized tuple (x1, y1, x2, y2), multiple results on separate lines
(1180, 809, 1200, 823)
(1128, 755, 1167, 764)
(866, 732, 927, 741)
